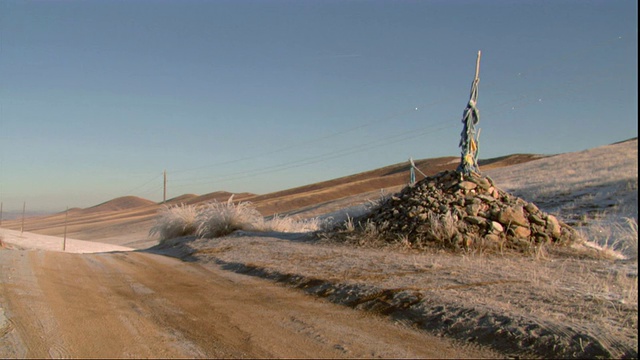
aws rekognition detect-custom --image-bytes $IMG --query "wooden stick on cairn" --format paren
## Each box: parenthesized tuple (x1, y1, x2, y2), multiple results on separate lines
(457, 50, 482, 176)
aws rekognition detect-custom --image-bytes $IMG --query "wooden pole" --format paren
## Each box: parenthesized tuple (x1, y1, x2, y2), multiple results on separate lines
(0, 202, 3, 227)
(475, 50, 482, 81)
(20, 201, 25, 236)
(163, 170, 167, 203)
(409, 158, 416, 186)
(457, 51, 483, 175)
(63, 207, 68, 251)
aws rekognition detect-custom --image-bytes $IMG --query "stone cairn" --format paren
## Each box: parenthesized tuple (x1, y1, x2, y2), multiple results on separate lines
(326, 53, 580, 253)
(338, 170, 581, 253)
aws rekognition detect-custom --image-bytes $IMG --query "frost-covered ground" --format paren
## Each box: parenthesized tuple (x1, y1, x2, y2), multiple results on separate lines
(486, 138, 638, 259)
(0, 228, 133, 253)
(1, 139, 637, 358)
(156, 139, 637, 358)
(318, 139, 638, 259)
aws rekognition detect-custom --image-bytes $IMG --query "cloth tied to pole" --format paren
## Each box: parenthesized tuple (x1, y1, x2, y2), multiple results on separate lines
(457, 52, 482, 176)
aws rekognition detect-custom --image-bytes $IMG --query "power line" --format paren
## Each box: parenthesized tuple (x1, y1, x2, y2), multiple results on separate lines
(167, 99, 447, 176)
(137, 183, 164, 197)
(129, 35, 630, 195)
(124, 173, 164, 195)
(169, 120, 456, 190)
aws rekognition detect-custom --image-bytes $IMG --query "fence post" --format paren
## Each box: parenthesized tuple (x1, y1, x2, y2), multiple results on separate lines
(63, 207, 68, 251)
(20, 202, 26, 236)
(163, 170, 167, 203)
(409, 158, 416, 186)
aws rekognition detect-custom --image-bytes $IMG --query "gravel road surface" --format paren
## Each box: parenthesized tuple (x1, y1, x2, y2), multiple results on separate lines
(0, 249, 497, 358)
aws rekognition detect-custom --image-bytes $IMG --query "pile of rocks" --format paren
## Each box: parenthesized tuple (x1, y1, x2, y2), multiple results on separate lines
(338, 170, 581, 253)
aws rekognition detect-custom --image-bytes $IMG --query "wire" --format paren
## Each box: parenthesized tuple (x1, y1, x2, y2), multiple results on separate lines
(167, 98, 448, 175)
(134, 35, 631, 195)
(169, 120, 456, 190)
(124, 173, 164, 195)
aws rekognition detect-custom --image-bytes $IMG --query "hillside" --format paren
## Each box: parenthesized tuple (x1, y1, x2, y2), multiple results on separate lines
(1, 139, 637, 358)
(79, 196, 157, 214)
(0, 152, 545, 248)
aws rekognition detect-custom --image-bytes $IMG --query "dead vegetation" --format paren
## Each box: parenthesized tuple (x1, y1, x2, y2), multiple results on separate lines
(147, 141, 637, 358)
(157, 231, 637, 359)
(2, 140, 636, 358)
(319, 170, 588, 259)
(142, 141, 638, 357)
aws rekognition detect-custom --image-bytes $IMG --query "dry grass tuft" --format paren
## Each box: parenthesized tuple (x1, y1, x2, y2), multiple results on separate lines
(149, 196, 327, 241)
(196, 197, 264, 238)
(261, 214, 324, 233)
(424, 211, 461, 245)
(149, 204, 199, 242)
(577, 217, 638, 260)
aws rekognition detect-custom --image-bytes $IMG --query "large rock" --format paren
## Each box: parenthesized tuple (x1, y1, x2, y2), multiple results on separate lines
(498, 206, 529, 228)
(546, 215, 562, 238)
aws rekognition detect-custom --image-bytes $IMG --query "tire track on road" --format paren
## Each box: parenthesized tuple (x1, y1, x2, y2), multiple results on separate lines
(1, 249, 500, 358)
(0, 251, 71, 358)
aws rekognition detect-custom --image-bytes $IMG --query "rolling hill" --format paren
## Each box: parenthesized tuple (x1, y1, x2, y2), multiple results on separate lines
(0, 152, 547, 248)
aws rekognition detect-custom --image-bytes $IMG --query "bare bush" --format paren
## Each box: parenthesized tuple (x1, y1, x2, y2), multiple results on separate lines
(425, 210, 460, 243)
(196, 197, 264, 238)
(262, 214, 323, 233)
(343, 215, 356, 233)
(149, 204, 199, 241)
(149, 196, 326, 241)
(579, 217, 638, 259)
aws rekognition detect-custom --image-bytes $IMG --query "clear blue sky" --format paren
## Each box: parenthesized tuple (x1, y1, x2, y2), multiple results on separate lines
(0, 0, 637, 213)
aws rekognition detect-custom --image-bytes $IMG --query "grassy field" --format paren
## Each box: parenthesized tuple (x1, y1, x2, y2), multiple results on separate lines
(146, 139, 637, 358)
(3, 139, 637, 358)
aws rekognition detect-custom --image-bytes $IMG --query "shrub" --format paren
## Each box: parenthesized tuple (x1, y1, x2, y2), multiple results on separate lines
(196, 197, 264, 238)
(149, 196, 327, 241)
(262, 214, 323, 233)
(149, 204, 199, 241)
(579, 217, 638, 259)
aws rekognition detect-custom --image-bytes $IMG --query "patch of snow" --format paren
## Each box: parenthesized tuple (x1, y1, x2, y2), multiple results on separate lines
(0, 228, 133, 253)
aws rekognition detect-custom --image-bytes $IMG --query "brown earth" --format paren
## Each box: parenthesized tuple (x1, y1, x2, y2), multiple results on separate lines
(79, 195, 157, 214)
(2, 153, 542, 249)
(0, 144, 637, 358)
(0, 249, 498, 358)
(153, 233, 637, 359)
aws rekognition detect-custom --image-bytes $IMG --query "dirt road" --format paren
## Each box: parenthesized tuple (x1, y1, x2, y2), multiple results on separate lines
(0, 249, 497, 358)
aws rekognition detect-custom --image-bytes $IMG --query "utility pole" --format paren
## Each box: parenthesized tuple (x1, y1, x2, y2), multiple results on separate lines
(63, 207, 68, 251)
(0, 202, 3, 227)
(20, 201, 26, 236)
(163, 170, 167, 203)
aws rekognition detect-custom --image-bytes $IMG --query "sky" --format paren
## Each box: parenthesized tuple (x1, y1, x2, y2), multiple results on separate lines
(0, 0, 637, 213)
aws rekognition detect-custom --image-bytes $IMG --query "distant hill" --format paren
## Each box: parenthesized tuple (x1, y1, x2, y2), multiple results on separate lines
(1, 152, 545, 244)
(611, 136, 638, 145)
(185, 191, 256, 205)
(164, 194, 199, 205)
(79, 196, 157, 215)
(0, 210, 55, 222)
(248, 153, 545, 216)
